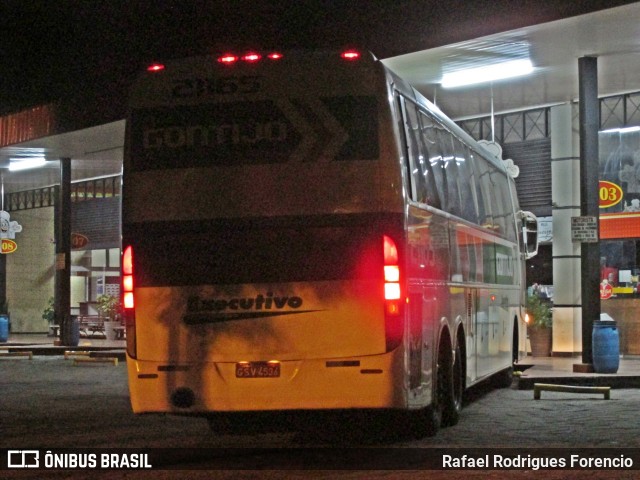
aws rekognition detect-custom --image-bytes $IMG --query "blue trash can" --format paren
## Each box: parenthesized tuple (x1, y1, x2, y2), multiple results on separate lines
(592, 320, 620, 374)
(0, 314, 8, 342)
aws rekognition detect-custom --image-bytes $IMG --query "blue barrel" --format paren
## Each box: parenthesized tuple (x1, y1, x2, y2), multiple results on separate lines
(0, 314, 8, 342)
(592, 320, 620, 373)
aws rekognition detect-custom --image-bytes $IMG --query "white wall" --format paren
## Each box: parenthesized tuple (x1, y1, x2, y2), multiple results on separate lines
(6, 207, 55, 332)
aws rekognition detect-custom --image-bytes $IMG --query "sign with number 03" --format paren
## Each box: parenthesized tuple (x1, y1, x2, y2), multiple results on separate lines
(599, 181, 623, 208)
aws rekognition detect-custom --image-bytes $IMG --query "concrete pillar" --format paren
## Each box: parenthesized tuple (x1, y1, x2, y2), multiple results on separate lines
(550, 103, 582, 355)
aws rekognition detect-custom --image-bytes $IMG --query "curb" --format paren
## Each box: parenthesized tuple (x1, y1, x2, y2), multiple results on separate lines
(516, 374, 640, 390)
(1, 346, 126, 361)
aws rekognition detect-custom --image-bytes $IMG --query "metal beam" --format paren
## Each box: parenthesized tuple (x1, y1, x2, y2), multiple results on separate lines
(578, 56, 600, 367)
(55, 157, 73, 346)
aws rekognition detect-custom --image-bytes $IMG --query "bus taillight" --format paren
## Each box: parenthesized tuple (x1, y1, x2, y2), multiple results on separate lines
(146, 63, 165, 72)
(218, 54, 239, 64)
(341, 50, 361, 61)
(122, 245, 137, 358)
(217, 51, 283, 65)
(123, 245, 134, 309)
(241, 52, 262, 63)
(383, 235, 403, 351)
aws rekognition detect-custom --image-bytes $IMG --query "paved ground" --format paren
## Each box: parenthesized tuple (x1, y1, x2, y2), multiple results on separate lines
(3, 337, 640, 479)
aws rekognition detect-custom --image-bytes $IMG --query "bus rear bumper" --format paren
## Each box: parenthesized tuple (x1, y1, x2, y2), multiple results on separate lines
(127, 351, 405, 414)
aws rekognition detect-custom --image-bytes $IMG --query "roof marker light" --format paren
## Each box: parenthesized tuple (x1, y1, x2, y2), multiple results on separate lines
(241, 52, 262, 63)
(341, 50, 361, 61)
(146, 63, 165, 72)
(218, 54, 238, 64)
(267, 52, 284, 60)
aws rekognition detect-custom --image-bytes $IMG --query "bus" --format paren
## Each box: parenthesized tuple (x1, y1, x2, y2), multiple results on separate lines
(121, 49, 538, 436)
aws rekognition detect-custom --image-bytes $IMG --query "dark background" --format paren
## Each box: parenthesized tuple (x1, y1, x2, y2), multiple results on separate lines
(0, 0, 635, 117)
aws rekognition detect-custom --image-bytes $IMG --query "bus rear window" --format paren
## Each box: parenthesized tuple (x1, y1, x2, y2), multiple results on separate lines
(129, 214, 402, 287)
(129, 96, 379, 171)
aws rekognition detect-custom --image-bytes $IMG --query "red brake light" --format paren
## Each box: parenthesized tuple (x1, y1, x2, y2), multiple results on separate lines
(241, 52, 261, 63)
(146, 63, 165, 72)
(122, 246, 134, 309)
(341, 50, 361, 61)
(123, 245, 133, 275)
(383, 235, 398, 265)
(217, 51, 283, 65)
(218, 54, 238, 64)
(122, 245, 137, 359)
(383, 235, 401, 301)
(383, 235, 403, 351)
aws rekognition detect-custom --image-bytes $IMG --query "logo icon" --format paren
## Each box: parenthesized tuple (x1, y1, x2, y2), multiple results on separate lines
(8, 450, 39, 468)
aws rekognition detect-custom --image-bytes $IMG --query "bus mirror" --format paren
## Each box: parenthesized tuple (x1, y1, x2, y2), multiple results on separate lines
(518, 210, 538, 259)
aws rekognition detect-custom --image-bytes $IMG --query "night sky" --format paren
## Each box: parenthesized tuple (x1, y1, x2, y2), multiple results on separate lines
(0, 0, 635, 116)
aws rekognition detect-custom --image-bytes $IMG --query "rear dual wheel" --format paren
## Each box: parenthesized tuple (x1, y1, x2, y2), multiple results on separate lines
(416, 339, 464, 437)
(441, 342, 462, 427)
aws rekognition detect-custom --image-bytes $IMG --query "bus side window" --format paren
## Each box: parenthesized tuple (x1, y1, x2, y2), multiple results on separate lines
(494, 170, 518, 243)
(436, 129, 460, 217)
(468, 150, 487, 225)
(398, 97, 421, 203)
(400, 97, 442, 209)
(474, 155, 495, 230)
(418, 111, 445, 210)
(432, 127, 456, 215)
(447, 135, 479, 223)
(457, 143, 480, 224)
(489, 168, 508, 236)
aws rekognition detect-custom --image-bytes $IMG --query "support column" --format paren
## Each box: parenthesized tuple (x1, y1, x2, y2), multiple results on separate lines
(578, 56, 600, 368)
(55, 157, 73, 346)
(551, 104, 582, 355)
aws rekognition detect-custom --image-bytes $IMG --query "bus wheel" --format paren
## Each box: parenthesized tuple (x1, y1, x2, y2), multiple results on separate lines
(446, 343, 463, 426)
(442, 343, 461, 427)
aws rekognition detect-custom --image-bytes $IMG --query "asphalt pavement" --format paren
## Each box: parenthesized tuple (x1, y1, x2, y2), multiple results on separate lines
(3, 334, 640, 479)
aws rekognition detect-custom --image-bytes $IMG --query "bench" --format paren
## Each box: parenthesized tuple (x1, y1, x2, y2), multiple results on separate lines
(77, 315, 104, 337)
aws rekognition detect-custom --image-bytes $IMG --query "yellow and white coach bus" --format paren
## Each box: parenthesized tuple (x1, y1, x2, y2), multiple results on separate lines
(121, 49, 538, 436)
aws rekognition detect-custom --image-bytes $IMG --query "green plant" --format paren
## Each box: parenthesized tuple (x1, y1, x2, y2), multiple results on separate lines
(96, 294, 121, 322)
(42, 297, 55, 323)
(526, 294, 552, 330)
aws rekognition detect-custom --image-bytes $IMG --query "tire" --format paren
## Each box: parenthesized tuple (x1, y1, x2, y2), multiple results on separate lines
(441, 342, 461, 427)
(445, 343, 464, 426)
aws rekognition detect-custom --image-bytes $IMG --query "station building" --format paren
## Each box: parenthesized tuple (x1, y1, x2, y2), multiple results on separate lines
(2, 2, 640, 356)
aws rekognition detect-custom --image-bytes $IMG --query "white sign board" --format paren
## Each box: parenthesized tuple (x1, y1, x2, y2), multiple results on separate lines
(571, 216, 598, 243)
(537, 216, 553, 243)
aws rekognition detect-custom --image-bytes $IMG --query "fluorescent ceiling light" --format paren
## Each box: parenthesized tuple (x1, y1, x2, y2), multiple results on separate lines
(600, 126, 640, 134)
(441, 59, 534, 88)
(9, 156, 47, 171)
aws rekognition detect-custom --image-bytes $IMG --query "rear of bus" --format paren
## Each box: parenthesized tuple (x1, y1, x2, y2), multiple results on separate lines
(122, 50, 409, 416)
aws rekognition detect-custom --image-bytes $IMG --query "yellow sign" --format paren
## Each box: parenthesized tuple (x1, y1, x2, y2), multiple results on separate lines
(1, 239, 17, 254)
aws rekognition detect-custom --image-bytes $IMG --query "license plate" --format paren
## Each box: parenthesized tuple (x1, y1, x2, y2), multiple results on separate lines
(235, 362, 281, 378)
